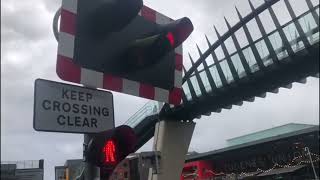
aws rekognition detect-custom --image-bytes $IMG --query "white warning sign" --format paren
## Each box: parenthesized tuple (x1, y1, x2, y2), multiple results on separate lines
(33, 79, 114, 133)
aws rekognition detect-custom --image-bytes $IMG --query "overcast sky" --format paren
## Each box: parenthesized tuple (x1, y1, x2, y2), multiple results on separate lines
(1, 0, 319, 179)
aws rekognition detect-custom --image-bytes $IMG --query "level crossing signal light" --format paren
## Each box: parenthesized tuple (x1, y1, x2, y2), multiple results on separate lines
(74, 0, 194, 90)
(117, 17, 193, 72)
(85, 125, 137, 179)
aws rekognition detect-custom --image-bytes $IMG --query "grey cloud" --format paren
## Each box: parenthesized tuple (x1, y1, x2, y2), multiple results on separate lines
(1, 132, 83, 179)
(1, 0, 53, 43)
(42, 0, 61, 13)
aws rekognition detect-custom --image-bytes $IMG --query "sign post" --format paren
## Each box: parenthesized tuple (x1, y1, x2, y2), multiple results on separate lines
(33, 79, 114, 133)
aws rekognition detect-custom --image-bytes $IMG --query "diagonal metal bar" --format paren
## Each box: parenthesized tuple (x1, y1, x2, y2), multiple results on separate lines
(183, 0, 280, 82)
(266, 0, 295, 55)
(284, 0, 311, 47)
(205, 36, 229, 87)
(307, 23, 317, 43)
(294, 31, 300, 49)
(197, 43, 218, 91)
(189, 53, 207, 96)
(183, 66, 198, 100)
(190, 9, 319, 78)
(224, 17, 252, 76)
(181, 89, 188, 103)
(236, 7, 266, 71)
(306, 0, 319, 26)
(249, 0, 279, 64)
(214, 26, 240, 81)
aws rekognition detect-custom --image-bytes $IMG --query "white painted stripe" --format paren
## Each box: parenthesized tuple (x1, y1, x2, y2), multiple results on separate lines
(155, 88, 169, 103)
(174, 70, 182, 88)
(62, 0, 78, 14)
(175, 45, 183, 55)
(123, 79, 139, 96)
(80, 68, 103, 88)
(156, 13, 171, 24)
(58, 32, 75, 59)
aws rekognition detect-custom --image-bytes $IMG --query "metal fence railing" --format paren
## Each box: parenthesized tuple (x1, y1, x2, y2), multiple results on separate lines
(183, 3, 319, 101)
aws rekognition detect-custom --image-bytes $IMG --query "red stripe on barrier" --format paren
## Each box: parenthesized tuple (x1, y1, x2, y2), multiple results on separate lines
(175, 54, 183, 71)
(103, 75, 123, 92)
(139, 84, 155, 99)
(60, 9, 76, 35)
(56, 55, 81, 83)
(169, 88, 182, 105)
(141, 6, 156, 22)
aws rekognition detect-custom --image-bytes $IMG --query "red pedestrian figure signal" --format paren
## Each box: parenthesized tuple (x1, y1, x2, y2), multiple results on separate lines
(166, 32, 175, 47)
(103, 140, 116, 163)
(85, 125, 137, 179)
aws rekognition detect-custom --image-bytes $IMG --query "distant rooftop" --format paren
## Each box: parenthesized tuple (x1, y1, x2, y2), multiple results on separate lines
(227, 123, 319, 147)
(186, 123, 319, 162)
(1, 160, 44, 180)
(1, 160, 44, 169)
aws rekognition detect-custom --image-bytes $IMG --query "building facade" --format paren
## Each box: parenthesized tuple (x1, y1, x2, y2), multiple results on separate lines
(1, 159, 44, 180)
(182, 123, 319, 180)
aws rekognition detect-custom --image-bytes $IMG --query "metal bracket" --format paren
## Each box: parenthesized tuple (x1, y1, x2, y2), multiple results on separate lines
(53, 8, 61, 42)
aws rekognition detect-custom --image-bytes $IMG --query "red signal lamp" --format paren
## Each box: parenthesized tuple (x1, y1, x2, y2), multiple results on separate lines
(166, 32, 175, 47)
(116, 17, 193, 72)
(103, 139, 117, 164)
(163, 17, 194, 49)
(85, 125, 137, 168)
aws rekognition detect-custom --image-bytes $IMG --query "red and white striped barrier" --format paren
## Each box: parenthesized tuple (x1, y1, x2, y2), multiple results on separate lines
(57, 0, 183, 105)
